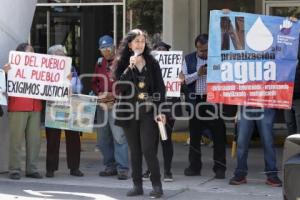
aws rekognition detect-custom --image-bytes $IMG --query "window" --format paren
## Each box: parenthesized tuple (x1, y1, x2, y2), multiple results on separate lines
(208, 0, 255, 13)
(37, 0, 123, 3)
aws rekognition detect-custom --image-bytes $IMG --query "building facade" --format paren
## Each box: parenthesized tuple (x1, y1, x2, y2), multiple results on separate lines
(30, 0, 125, 93)
(30, 0, 300, 109)
(162, 0, 300, 124)
(163, 0, 300, 55)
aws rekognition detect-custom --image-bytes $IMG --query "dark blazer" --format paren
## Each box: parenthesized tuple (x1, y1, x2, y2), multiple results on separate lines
(293, 64, 300, 100)
(115, 58, 165, 127)
(183, 51, 198, 111)
(0, 106, 3, 117)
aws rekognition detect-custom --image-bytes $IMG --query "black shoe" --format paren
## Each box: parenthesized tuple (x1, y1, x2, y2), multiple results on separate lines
(142, 170, 150, 181)
(184, 167, 200, 176)
(26, 172, 43, 179)
(70, 169, 84, 177)
(149, 185, 163, 198)
(126, 186, 144, 196)
(99, 168, 117, 177)
(46, 171, 54, 178)
(164, 172, 173, 182)
(229, 176, 247, 185)
(9, 172, 21, 180)
(117, 171, 128, 180)
(215, 170, 225, 179)
(266, 176, 282, 187)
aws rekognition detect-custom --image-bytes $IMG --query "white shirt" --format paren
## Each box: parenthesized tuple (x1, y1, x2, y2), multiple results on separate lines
(182, 55, 207, 95)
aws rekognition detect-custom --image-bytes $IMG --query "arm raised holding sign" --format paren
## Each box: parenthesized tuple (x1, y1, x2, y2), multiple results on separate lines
(7, 43, 43, 180)
(3, 63, 11, 73)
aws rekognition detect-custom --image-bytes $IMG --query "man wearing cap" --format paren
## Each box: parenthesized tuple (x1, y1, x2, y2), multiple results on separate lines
(92, 35, 129, 180)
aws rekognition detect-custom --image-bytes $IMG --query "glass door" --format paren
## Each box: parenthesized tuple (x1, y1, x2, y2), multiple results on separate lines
(31, 1, 125, 94)
(30, 6, 81, 67)
(50, 7, 81, 67)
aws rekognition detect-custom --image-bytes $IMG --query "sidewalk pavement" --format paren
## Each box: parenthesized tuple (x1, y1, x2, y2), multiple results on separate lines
(0, 138, 283, 200)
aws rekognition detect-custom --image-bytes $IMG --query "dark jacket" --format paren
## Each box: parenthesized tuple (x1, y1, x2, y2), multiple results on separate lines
(0, 106, 3, 117)
(293, 64, 300, 100)
(115, 59, 165, 127)
(184, 51, 198, 107)
(91, 58, 115, 95)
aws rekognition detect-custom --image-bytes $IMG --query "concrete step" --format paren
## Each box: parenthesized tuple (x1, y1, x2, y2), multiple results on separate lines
(42, 123, 288, 146)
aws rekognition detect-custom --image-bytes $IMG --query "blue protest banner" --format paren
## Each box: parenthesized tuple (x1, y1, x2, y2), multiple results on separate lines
(207, 10, 300, 109)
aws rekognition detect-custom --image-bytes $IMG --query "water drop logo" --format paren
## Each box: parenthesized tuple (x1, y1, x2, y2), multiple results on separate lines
(280, 18, 293, 35)
(246, 17, 273, 51)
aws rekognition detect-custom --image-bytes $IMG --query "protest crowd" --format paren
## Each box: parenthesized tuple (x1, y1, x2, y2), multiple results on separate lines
(2, 9, 300, 199)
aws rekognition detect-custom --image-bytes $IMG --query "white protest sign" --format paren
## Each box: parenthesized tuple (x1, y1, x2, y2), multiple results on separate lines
(153, 51, 183, 97)
(0, 69, 7, 105)
(7, 51, 72, 101)
(0, 0, 37, 67)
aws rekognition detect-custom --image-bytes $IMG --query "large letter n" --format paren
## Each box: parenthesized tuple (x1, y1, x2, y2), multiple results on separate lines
(221, 17, 245, 50)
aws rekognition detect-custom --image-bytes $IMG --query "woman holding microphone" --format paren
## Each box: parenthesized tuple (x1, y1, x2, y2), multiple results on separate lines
(114, 29, 166, 198)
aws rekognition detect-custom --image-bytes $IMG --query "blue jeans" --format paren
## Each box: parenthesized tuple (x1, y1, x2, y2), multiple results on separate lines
(234, 107, 278, 178)
(284, 99, 300, 135)
(96, 106, 129, 172)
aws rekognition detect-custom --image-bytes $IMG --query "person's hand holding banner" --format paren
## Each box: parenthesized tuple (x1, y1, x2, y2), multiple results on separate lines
(97, 92, 115, 103)
(3, 63, 11, 73)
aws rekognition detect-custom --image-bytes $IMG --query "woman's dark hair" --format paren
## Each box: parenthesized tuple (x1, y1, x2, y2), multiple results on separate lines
(194, 34, 208, 46)
(113, 29, 155, 79)
(16, 43, 30, 52)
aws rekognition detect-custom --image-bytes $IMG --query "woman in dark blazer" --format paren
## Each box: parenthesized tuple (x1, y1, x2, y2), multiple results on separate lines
(114, 29, 166, 198)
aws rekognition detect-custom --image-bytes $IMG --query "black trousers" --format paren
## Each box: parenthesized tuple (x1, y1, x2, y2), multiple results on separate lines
(46, 128, 81, 171)
(188, 96, 227, 172)
(123, 113, 161, 186)
(160, 117, 174, 173)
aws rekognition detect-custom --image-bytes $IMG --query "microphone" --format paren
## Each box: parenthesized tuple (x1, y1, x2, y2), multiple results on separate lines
(133, 50, 141, 57)
(130, 50, 141, 68)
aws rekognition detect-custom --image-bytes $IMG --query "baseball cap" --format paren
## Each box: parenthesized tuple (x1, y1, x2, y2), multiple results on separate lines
(98, 35, 114, 49)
